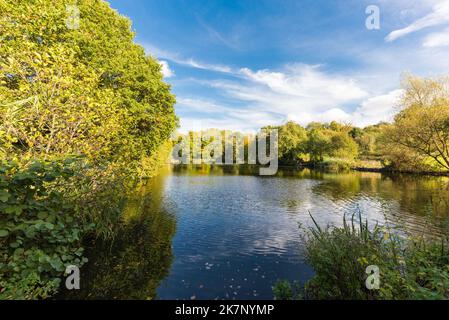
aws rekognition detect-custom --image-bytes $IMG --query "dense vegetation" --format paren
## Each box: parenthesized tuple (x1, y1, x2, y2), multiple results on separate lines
(274, 76, 449, 173)
(274, 212, 449, 300)
(0, 0, 177, 299)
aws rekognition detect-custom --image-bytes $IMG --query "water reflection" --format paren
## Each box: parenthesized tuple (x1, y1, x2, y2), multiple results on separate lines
(60, 165, 448, 300)
(311, 171, 449, 235)
(60, 172, 176, 300)
(173, 165, 449, 235)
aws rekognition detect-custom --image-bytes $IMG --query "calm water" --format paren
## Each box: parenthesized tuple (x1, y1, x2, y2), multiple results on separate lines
(61, 165, 449, 300)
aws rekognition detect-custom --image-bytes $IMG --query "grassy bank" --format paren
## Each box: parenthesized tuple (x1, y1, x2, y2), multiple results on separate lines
(274, 212, 449, 300)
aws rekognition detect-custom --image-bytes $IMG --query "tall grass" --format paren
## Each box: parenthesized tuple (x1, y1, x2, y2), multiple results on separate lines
(274, 210, 449, 300)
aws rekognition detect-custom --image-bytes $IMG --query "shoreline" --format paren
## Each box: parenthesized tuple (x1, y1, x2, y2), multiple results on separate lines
(170, 163, 449, 177)
(351, 166, 449, 177)
(305, 163, 449, 177)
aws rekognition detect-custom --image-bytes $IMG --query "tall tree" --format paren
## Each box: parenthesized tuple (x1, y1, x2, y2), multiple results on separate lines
(0, 0, 177, 175)
(387, 76, 449, 171)
(306, 128, 331, 163)
(277, 121, 308, 165)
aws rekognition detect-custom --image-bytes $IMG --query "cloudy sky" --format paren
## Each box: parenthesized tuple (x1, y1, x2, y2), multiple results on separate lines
(108, 0, 449, 132)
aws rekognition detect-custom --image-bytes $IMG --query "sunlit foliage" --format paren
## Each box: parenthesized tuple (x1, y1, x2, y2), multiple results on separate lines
(384, 76, 449, 172)
(0, 0, 177, 299)
(0, 0, 177, 174)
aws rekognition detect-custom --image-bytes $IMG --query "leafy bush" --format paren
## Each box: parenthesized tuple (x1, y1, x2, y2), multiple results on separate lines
(273, 280, 303, 300)
(275, 212, 449, 300)
(0, 160, 93, 299)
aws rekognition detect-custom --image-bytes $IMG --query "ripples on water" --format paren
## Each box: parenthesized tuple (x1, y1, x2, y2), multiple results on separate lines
(155, 166, 449, 300)
(60, 165, 449, 300)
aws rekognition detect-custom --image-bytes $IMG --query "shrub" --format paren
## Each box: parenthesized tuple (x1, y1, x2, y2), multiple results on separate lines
(273, 280, 303, 300)
(275, 211, 449, 300)
(0, 160, 93, 299)
(0, 0, 178, 299)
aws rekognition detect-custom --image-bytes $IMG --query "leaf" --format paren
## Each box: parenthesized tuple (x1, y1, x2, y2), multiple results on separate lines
(37, 212, 48, 219)
(10, 242, 20, 248)
(14, 248, 24, 255)
(0, 229, 9, 237)
(4, 205, 23, 215)
(44, 222, 55, 230)
(49, 257, 64, 271)
(0, 190, 9, 202)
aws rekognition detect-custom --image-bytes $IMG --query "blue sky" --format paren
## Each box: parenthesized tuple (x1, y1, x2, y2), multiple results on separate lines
(108, 0, 449, 132)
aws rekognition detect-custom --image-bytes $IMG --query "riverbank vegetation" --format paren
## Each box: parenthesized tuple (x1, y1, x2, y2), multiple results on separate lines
(0, 0, 176, 299)
(276, 76, 449, 173)
(274, 212, 449, 300)
(179, 76, 449, 175)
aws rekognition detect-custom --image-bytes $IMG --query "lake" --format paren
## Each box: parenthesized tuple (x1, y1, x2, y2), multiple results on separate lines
(60, 165, 449, 300)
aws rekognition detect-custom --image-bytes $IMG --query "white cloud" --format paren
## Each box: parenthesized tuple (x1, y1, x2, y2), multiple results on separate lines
(196, 18, 240, 50)
(240, 64, 367, 103)
(175, 66, 403, 131)
(207, 64, 369, 120)
(285, 90, 403, 128)
(144, 43, 233, 74)
(385, 1, 449, 42)
(423, 27, 449, 47)
(350, 89, 404, 127)
(159, 60, 174, 78)
(178, 115, 280, 133)
(177, 90, 403, 132)
(287, 108, 351, 125)
(181, 58, 233, 73)
(176, 98, 221, 113)
(176, 97, 283, 133)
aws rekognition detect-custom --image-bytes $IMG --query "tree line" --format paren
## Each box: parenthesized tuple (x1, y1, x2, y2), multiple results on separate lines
(274, 75, 449, 173)
(178, 76, 449, 174)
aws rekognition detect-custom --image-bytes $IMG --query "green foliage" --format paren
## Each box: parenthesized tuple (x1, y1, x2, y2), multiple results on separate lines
(273, 280, 303, 300)
(274, 76, 449, 174)
(278, 211, 449, 300)
(180, 120, 360, 168)
(329, 131, 358, 160)
(173, 129, 251, 164)
(277, 122, 308, 165)
(61, 183, 176, 300)
(0, 160, 93, 299)
(304, 211, 384, 299)
(305, 124, 358, 164)
(0, 0, 177, 299)
(351, 123, 389, 158)
(0, 0, 177, 174)
(318, 158, 352, 173)
(384, 76, 449, 172)
(306, 128, 330, 163)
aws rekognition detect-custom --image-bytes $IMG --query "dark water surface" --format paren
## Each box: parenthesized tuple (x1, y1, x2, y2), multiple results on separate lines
(61, 165, 449, 300)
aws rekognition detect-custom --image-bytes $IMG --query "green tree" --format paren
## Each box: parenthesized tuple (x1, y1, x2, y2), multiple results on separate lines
(0, 0, 178, 299)
(277, 121, 308, 165)
(328, 131, 358, 160)
(385, 76, 449, 172)
(305, 124, 358, 163)
(306, 128, 331, 163)
(0, 0, 177, 175)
